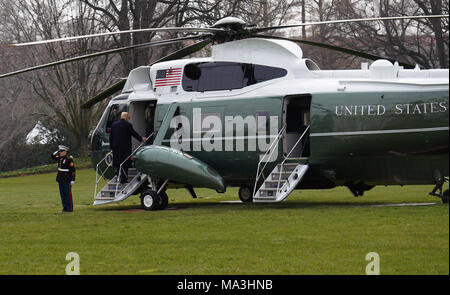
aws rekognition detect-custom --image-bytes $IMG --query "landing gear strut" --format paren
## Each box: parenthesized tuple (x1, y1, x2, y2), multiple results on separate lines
(429, 177, 449, 204)
(140, 179, 170, 211)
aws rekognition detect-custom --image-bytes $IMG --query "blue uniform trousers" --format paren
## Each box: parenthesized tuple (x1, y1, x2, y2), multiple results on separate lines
(58, 183, 73, 212)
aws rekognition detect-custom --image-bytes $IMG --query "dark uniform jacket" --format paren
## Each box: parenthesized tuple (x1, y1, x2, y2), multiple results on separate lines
(109, 119, 142, 168)
(51, 152, 76, 183)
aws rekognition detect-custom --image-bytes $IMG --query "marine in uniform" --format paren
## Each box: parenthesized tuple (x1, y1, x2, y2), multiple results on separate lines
(51, 145, 76, 212)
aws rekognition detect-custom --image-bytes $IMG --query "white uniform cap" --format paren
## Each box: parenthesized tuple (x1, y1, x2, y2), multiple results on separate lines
(58, 145, 69, 151)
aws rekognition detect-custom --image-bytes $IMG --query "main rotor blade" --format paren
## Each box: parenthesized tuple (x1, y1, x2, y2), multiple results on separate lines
(81, 38, 212, 109)
(79, 79, 127, 109)
(253, 14, 449, 33)
(9, 27, 224, 47)
(256, 34, 414, 68)
(0, 35, 206, 79)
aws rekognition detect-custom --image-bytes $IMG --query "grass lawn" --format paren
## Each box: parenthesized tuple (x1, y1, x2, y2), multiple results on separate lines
(0, 169, 448, 275)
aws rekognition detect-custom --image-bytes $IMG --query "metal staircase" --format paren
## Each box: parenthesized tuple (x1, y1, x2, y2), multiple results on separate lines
(253, 162, 309, 202)
(94, 168, 147, 206)
(93, 133, 153, 206)
(253, 125, 310, 203)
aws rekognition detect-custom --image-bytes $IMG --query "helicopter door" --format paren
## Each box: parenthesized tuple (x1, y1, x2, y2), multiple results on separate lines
(128, 100, 157, 149)
(283, 95, 311, 158)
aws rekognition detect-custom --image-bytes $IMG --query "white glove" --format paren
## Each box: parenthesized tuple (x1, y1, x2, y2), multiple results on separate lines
(70, 181, 75, 185)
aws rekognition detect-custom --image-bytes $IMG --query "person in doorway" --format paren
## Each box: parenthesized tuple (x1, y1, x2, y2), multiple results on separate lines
(106, 105, 121, 129)
(109, 112, 146, 183)
(111, 105, 121, 122)
(51, 145, 76, 213)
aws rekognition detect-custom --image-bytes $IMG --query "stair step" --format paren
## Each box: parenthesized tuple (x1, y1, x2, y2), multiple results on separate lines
(264, 180, 286, 188)
(265, 180, 286, 183)
(254, 197, 276, 201)
(277, 164, 297, 172)
(258, 189, 279, 197)
(259, 187, 291, 193)
(97, 191, 115, 200)
(259, 191, 276, 197)
(271, 173, 290, 180)
(285, 157, 308, 162)
(97, 196, 115, 200)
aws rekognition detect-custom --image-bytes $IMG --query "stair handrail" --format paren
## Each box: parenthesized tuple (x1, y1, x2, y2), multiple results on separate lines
(94, 151, 114, 199)
(115, 132, 154, 199)
(276, 125, 310, 193)
(253, 124, 286, 198)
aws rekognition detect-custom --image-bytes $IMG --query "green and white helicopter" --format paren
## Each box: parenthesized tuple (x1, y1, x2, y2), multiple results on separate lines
(2, 15, 449, 210)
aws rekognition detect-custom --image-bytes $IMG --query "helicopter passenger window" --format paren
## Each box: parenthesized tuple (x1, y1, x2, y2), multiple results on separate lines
(183, 62, 287, 92)
(199, 63, 244, 91)
(253, 65, 287, 83)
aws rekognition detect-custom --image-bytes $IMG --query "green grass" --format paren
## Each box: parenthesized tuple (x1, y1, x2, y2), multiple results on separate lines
(0, 169, 448, 275)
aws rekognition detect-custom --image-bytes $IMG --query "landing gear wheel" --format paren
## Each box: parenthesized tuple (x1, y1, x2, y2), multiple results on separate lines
(239, 186, 253, 203)
(140, 190, 160, 211)
(442, 190, 449, 204)
(158, 191, 169, 210)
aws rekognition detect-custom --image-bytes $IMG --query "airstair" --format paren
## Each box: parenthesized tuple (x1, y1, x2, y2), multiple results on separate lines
(94, 168, 147, 205)
(93, 134, 153, 206)
(253, 125, 310, 202)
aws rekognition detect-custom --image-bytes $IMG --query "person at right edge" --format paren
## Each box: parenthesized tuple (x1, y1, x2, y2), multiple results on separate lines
(109, 112, 146, 183)
(51, 145, 76, 213)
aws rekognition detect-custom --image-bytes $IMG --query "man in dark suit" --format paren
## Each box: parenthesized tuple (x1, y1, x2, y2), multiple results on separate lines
(109, 112, 146, 183)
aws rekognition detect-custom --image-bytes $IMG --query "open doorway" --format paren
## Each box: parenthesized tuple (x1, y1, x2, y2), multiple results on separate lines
(129, 100, 157, 150)
(283, 95, 311, 158)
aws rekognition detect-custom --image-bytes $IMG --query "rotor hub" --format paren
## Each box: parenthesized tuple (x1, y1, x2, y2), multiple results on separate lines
(211, 17, 252, 44)
(211, 17, 247, 29)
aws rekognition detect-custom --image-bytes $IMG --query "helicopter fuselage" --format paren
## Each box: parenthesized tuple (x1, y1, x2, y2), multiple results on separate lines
(90, 38, 449, 194)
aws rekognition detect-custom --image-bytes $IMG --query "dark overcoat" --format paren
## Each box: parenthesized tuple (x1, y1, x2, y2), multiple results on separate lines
(109, 119, 142, 168)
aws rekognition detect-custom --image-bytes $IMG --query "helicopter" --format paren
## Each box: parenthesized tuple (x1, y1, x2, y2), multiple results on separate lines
(1, 15, 449, 210)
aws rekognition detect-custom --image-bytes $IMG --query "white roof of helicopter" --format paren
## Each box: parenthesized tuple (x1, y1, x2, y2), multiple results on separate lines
(121, 37, 448, 104)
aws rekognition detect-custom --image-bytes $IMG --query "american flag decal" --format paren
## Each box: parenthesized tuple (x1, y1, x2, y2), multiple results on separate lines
(155, 68, 182, 87)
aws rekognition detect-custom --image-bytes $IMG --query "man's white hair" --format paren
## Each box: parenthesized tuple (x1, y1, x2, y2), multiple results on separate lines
(121, 112, 129, 119)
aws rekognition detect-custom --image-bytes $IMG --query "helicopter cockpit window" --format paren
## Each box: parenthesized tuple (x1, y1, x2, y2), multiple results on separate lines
(106, 104, 127, 132)
(182, 62, 287, 92)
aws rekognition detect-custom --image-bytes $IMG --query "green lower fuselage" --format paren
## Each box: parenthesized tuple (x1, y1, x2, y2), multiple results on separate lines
(92, 89, 449, 189)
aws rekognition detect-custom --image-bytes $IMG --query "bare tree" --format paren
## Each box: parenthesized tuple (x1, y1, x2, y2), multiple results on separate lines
(1, 0, 120, 156)
(82, 0, 183, 74)
(330, 0, 449, 69)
